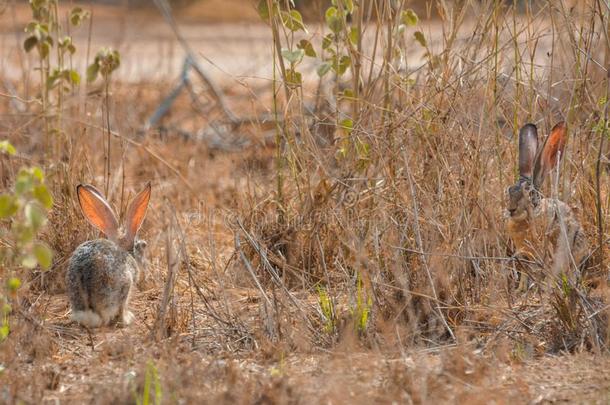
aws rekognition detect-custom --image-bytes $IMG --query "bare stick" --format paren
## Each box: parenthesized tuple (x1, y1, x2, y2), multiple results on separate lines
(152, 0, 237, 124)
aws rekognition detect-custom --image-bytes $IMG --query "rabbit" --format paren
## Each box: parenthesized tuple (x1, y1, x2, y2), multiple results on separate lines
(66, 182, 151, 328)
(506, 122, 588, 291)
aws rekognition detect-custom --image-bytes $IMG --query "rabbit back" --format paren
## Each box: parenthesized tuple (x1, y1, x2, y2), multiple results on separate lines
(538, 198, 588, 277)
(508, 197, 587, 278)
(66, 239, 139, 326)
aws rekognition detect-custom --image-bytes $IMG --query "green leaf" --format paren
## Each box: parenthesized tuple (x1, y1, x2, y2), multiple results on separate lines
(16, 226, 34, 245)
(414, 31, 427, 47)
(0, 195, 18, 218)
(256, 0, 270, 22)
(297, 39, 316, 58)
(0, 140, 16, 155)
(6, 277, 21, 292)
(316, 62, 332, 77)
(325, 7, 343, 34)
(342, 88, 355, 99)
(96, 48, 121, 77)
(281, 48, 305, 64)
(25, 21, 37, 33)
(70, 8, 81, 25)
(285, 68, 302, 86)
(15, 171, 32, 194)
(86, 63, 99, 83)
(349, 27, 359, 45)
(345, 0, 354, 14)
(31, 25, 42, 40)
(23, 36, 38, 52)
(401, 9, 418, 27)
(69, 70, 81, 85)
(1, 304, 11, 315)
(38, 23, 49, 35)
(25, 202, 46, 230)
(40, 41, 50, 58)
(70, 7, 89, 26)
(31, 0, 46, 11)
(322, 34, 333, 50)
(30, 166, 44, 182)
(340, 118, 353, 134)
(281, 10, 306, 32)
(333, 55, 351, 75)
(33, 185, 53, 209)
(0, 325, 8, 341)
(33, 242, 53, 270)
(59, 36, 77, 56)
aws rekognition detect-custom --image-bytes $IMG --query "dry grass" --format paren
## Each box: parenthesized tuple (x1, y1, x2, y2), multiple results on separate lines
(1, 0, 610, 403)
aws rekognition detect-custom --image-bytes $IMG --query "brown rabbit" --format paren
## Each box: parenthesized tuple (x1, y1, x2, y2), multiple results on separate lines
(66, 183, 151, 327)
(506, 122, 588, 291)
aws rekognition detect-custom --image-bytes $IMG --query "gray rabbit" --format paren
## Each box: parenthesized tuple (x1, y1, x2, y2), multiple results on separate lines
(66, 183, 151, 327)
(506, 122, 588, 291)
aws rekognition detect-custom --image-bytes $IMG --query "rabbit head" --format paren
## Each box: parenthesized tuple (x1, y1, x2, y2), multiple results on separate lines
(507, 121, 567, 220)
(76, 182, 152, 264)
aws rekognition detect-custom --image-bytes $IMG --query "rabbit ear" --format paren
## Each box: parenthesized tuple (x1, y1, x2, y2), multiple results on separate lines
(122, 182, 151, 247)
(77, 184, 119, 241)
(533, 121, 567, 188)
(518, 124, 538, 179)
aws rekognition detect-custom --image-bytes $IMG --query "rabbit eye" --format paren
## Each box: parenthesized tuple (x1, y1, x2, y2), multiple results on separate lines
(507, 184, 521, 198)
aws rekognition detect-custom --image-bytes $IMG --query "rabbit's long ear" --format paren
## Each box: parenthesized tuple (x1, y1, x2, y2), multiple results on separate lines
(533, 121, 567, 188)
(77, 184, 119, 241)
(518, 124, 538, 179)
(122, 182, 151, 247)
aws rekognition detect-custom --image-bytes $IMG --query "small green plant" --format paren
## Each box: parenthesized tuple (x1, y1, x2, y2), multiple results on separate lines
(319, 2, 353, 79)
(22, 0, 89, 155)
(23, 2, 88, 92)
(352, 273, 372, 333)
(132, 360, 163, 405)
(86, 48, 121, 84)
(257, 0, 312, 89)
(0, 141, 54, 342)
(560, 273, 571, 297)
(317, 286, 335, 333)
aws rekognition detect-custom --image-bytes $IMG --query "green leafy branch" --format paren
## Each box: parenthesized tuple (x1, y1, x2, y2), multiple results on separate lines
(0, 142, 54, 342)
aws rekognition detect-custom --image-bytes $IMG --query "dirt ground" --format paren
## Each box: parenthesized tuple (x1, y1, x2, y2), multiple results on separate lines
(1, 2, 610, 404)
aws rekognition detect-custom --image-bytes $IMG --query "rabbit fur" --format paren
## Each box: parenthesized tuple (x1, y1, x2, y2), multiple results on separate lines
(506, 122, 588, 291)
(66, 183, 151, 327)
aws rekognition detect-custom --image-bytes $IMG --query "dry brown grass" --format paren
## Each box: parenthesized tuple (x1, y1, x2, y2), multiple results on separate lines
(1, 0, 610, 403)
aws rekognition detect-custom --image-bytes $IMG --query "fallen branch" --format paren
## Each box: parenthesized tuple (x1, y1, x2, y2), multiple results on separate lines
(151, 0, 237, 126)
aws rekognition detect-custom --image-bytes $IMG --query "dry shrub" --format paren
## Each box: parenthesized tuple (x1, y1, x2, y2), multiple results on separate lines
(233, 0, 609, 354)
